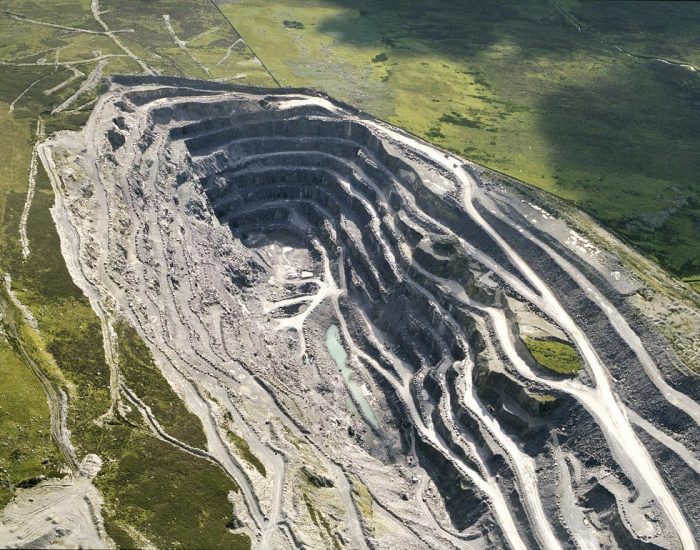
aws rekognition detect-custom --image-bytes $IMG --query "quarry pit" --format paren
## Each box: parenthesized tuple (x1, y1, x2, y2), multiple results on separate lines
(27, 76, 700, 549)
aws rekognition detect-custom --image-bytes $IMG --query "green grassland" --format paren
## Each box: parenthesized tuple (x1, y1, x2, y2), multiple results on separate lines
(116, 322, 208, 450)
(0, 0, 274, 546)
(96, 428, 246, 549)
(218, 0, 700, 282)
(524, 337, 582, 375)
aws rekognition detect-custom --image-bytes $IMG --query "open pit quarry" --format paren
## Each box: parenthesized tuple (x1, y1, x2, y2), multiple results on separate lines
(30, 75, 700, 549)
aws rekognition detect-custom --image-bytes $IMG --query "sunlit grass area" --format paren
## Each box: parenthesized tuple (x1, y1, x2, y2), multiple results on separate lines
(0, 1, 274, 544)
(525, 337, 582, 375)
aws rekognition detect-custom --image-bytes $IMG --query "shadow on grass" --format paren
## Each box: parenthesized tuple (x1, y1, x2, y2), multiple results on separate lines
(315, 0, 579, 61)
(533, 58, 700, 276)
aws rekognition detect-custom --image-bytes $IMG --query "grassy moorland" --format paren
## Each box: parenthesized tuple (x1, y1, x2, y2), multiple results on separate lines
(0, 0, 276, 546)
(218, 0, 700, 284)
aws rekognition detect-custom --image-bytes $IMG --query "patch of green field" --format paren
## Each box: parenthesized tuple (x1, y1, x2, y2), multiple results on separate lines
(0, 113, 33, 227)
(116, 322, 208, 450)
(97, 428, 247, 550)
(219, 1, 393, 115)
(524, 337, 582, 375)
(0, 337, 64, 508)
(218, 0, 700, 281)
(350, 475, 373, 520)
(226, 429, 267, 478)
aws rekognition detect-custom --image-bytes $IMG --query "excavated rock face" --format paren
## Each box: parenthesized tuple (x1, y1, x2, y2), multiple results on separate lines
(40, 76, 699, 550)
